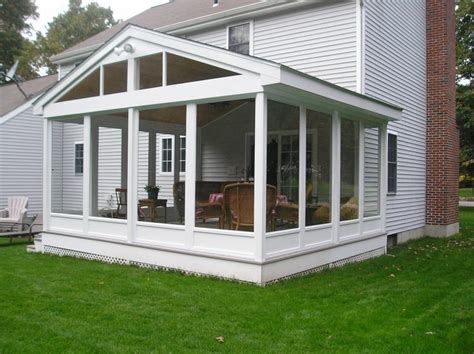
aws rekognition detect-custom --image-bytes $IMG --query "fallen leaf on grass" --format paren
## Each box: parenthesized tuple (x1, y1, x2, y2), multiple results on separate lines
(425, 331, 435, 335)
(216, 336, 225, 343)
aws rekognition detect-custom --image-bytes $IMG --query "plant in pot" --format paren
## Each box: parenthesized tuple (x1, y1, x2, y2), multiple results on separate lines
(144, 185, 160, 200)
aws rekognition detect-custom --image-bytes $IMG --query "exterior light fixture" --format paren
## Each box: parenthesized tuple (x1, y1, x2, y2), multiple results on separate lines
(114, 43, 135, 56)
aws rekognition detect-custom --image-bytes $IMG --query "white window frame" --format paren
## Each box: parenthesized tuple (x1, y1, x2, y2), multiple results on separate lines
(226, 21, 254, 56)
(179, 135, 186, 175)
(387, 131, 397, 195)
(74, 141, 84, 175)
(159, 135, 174, 175)
(245, 129, 316, 197)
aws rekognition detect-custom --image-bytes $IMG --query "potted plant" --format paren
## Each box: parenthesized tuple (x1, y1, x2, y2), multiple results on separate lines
(144, 185, 160, 200)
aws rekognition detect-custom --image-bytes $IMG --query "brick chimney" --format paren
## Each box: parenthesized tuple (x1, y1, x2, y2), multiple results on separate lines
(425, 0, 459, 237)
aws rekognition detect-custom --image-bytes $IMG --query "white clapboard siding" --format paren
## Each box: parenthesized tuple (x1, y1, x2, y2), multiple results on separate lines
(200, 103, 254, 182)
(61, 123, 84, 214)
(51, 122, 63, 212)
(187, 1, 358, 90)
(138, 131, 150, 201)
(185, 27, 227, 48)
(364, 127, 380, 217)
(97, 127, 122, 210)
(364, 0, 426, 234)
(0, 107, 43, 215)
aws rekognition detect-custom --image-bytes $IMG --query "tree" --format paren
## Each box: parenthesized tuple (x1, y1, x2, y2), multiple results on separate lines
(0, 0, 38, 82)
(35, 0, 118, 73)
(455, 0, 474, 188)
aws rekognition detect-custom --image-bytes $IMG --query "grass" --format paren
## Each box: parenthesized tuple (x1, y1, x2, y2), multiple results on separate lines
(0, 210, 473, 353)
(459, 187, 474, 199)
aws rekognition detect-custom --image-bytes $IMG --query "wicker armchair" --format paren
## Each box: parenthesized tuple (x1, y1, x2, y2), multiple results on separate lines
(223, 183, 277, 231)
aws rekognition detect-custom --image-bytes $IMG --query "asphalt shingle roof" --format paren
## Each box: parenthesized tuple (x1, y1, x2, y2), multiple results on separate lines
(0, 75, 57, 117)
(57, 0, 263, 58)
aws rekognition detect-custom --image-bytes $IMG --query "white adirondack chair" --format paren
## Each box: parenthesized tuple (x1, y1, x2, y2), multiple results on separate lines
(0, 197, 28, 232)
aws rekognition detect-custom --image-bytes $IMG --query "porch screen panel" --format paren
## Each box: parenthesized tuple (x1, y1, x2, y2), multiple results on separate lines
(58, 68, 99, 102)
(306, 110, 332, 226)
(51, 118, 84, 215)
(364, 126, 380, 217)
(89, 112, 128, 219)
(103, 61, 127, 95)
(139, 53, 163, 89)
(167, 53, 238, 86)
(196, 99, 254, 231)
(138, 106, 187, 225)
(340, 119, 359, 221)
(267, 100, 299, 232)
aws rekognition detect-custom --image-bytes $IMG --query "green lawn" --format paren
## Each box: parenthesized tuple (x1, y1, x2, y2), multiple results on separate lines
(0, 210, 473, 353)
(459, 187, 474, 199)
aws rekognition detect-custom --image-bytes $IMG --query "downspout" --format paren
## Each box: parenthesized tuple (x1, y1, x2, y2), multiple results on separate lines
(355, 0, 365, 94)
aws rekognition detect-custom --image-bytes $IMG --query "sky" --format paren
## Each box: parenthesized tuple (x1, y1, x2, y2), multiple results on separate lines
(28, 0, 169, 37)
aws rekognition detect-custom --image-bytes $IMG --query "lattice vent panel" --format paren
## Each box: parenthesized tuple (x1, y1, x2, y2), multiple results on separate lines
(44, 245, 128, 265)
(267, 247, 385, 285)
(330, 247, 385, 268)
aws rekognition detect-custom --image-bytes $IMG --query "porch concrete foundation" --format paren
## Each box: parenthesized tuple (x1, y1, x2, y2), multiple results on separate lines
(425, 223, 459, 238)
(396, 226, 425, 244)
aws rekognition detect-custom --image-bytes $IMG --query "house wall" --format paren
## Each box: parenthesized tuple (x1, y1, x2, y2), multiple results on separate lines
(0, 107, 43, 215)
(363, 0, 427, 235)
(187, 0, 358, 90)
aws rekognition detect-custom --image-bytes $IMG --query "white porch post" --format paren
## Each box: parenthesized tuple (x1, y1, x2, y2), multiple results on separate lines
(43, 119, 52, 231)
(162, 52, 167, 87)
(90, 120, 99, 217)
(148, 131, 156, 186)
(184, 103, 197, 248)
(331, 111, 341, 244)
(254, 92, 267, 262)
(298, 106, 307, 248)
(358, 122, 365, 235)
(380, 123, 388, 234)
(83, 115, 91, 233)
(121, 128, 128, 189)
(127, 108, 139, 243)
(173, 134, 180, 185)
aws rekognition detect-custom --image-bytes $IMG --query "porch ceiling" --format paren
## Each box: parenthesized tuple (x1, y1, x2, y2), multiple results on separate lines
(110, 99, 251, 128)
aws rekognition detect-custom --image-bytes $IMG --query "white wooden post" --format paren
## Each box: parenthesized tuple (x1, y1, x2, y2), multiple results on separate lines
(148, 131, 156, 186)
(99, 65, 104, 96)
(298, 106, 307, 248)
(162, 52, 167, 87)
(173, 134, 180, 185)
(121, 127, 128, 189)
(185, 104, 197, 248)
(331, 111, 341, 244)
(380, 123, 388, 234)
(90, 120, 99, 217)
(43, 119, 52, 231)
(254, 92, 267, 262)
(128, 58, 139, 91)
(196, 128, 202, 181)
(358, 122, 365, 235)
(83, 115, 91, 233)
(127, 108, 139, 243)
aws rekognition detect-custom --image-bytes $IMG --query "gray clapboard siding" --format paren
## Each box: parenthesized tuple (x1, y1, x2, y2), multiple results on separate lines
(188, 0, 358, 90)
(364, 0, 426, 234)
(0, 107, 43, 215)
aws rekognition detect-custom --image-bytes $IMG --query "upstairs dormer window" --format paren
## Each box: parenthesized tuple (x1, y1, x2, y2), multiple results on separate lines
(228, 22, 252, 55)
